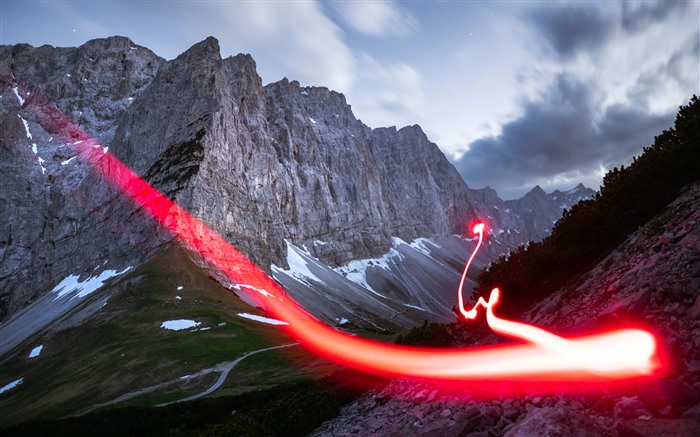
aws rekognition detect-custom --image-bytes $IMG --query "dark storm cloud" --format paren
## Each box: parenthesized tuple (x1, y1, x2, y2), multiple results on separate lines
(528, 4, 612, 58)
(597, 104, 674, 162)
(454, 75, 676, 198)
(621, 0, 690, 32)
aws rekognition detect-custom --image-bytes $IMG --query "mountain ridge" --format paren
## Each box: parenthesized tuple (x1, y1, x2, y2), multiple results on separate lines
(1, 35, 592, 323)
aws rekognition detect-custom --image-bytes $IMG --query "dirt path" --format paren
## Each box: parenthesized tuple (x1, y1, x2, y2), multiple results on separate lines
(75, 343, 298, 416)
(157, 343, 298, 406)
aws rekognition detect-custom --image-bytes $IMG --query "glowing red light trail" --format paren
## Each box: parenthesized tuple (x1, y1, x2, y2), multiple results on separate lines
(16, 83, 660, 385)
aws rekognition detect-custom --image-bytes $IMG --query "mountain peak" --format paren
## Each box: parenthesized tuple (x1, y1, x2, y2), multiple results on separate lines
(176, 36, 221, 62)
(525, 185, 548, 198)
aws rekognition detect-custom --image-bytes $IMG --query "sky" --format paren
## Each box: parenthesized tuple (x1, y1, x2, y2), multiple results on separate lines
(2, 0, 698, 199)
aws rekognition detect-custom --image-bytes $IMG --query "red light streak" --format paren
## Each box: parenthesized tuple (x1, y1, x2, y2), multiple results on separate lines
(17, 83, 661, 387)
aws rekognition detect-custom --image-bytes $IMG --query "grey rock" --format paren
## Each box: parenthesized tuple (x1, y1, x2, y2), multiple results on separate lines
(613, 396, 650, 419)
(688, 294, 700, 319)
(616, 417, 700, 437)
(1, 36, 163, 323)
(504, 406, 608, 437)
(2, 36, 590, 326)
(638, 379, 700, 411)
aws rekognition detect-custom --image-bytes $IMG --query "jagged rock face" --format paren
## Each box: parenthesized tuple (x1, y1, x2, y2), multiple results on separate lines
(112, 36, 479, 272)
(0, 36, 590, 322)
(0, 37, 165, 321)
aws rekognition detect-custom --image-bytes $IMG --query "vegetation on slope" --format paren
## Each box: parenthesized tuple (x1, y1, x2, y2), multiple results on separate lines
(2, 377, 361, 437)
(476, 95, 700, 316)
(0, 246, 335, 427)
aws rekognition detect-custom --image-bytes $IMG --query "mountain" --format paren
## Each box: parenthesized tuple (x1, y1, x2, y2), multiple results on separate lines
(0, 35, 603, 429)
(0, 36, 591, 335)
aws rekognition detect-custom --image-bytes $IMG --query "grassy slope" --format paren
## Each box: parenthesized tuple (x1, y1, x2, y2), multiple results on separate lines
(0, 245, 339, 427)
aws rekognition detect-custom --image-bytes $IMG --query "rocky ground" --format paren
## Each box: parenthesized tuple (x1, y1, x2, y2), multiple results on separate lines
(313, 182, 700, 436)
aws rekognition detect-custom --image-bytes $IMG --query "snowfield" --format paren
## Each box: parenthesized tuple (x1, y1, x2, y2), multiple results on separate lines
(0, 378, 24, 394)
(52, 266, 133, 301)
(160, 320, 201, 331)
(28, 345, 43, 358)
(237, 313, 289, 326)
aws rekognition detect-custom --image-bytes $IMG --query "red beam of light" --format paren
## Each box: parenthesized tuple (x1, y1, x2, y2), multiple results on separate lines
(458, 224, 658, 376)
(18, 83, 661, 386)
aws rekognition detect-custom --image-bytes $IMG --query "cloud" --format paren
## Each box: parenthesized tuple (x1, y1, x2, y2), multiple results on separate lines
(453, 74, 676, 199)
(452, 1, 697, 199)
(192, 2, 355, 91)
(333, 1, 418, 37)
(348, 53, 424, 128)
(621, 0, 690, 32)
(528, 4, 613, 59)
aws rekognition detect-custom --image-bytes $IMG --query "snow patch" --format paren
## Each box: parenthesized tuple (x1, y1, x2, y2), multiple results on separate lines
(18, 115, 32, 140)
(238, 284, 276, 299)
(334, 241, 416, 299)
(408, 238, 435, 256)
(0, 378, 23, 394)
(12, 87, 25, 105)
(237, 313, 289, 326)
(37, 156, 46, 174)
(28, 345, 44, 358)
(301, 90, 309, 96)
(272, 241, 327, 286)
(177, 285, 184, 291)
(404, 303, 426, 312)
(52, 266, 133, 301)
(61, 156, 77, 165)
(160, 319, 200, 331)
(176, 296, 182, 300)
(309, 117, 317, 124)
(337, 317, 349, 325)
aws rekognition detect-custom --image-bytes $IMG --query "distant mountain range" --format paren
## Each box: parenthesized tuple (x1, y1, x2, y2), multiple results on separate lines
(0, 36, 593, 331)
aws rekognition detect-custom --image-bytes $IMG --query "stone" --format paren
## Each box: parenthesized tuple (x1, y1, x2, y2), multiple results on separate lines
(614, 396, 650, 419)
(504, 406, 608, 437)
(688, 295, 700, 319)
(367, 416, 388, 431)
(638, 379, 700, 411)
(616, 417, 700, 437)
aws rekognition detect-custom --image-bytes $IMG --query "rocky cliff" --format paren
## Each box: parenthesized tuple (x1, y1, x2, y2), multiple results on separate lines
(0, 36, 590, 322)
